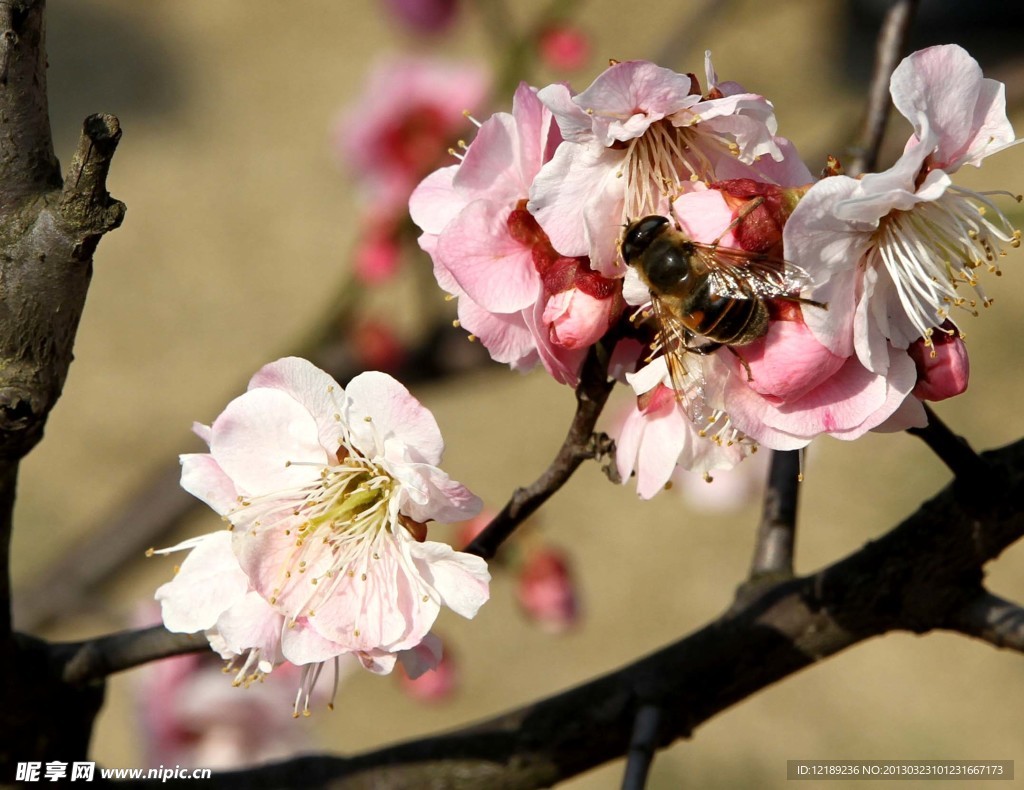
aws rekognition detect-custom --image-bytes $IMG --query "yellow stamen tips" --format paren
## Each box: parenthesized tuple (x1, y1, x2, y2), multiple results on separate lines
(452, 319, 461, 328)
(608, 58, 620, 66)
(663, 481, 674, 491)
(333, 413, 341, 421)
(327, 703, 335, 711)
(311, 578, 318, 585)
(422, 594, 429, 602)
(703, 472, 713, 483)
(348, 570, 355, 577)
(353, 629, 360, 637)
(797, 473, 805, 483)
(308, 609, 315, 617)
(467, 334, 477, 342)
(364, 416, 372, 422)
(448, 147, 458, 157)
(360, 573, 367, 581)
(269, 596, 277, 604)
(145, 547, 155, 558)
(585, 107, 594, 115)
(303, 709, 311, 718)
(456, 139, 467, 150)
(444, 294, 455, 302)
(172, 564, 181, 575)
(285, 570, 292, 578)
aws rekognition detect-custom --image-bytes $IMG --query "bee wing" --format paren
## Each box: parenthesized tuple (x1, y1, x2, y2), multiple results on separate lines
(693, 244, 814, 300)
(650, 297, 707, 423)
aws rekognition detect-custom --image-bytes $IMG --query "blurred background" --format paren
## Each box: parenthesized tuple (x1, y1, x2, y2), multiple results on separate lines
(11, 0, 1024, 786)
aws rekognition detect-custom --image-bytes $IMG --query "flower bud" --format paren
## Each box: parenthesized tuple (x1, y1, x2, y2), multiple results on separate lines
(517, 547, 580, 633)
(543, 288, 616, 349)
(537, 24, 590, 72)
(909, 327, 969, 401)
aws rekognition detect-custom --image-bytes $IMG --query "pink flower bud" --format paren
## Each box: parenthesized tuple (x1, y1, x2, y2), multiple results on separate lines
(543, 288, 616, 350)
(354, 229, 401, 285)
(739, 316, 845, 404)
(908, 327, 969, 401)
(517, 547, 580, 633)
(537, 24, 590, 72)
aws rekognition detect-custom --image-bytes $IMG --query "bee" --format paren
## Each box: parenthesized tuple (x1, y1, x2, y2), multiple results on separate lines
(621, 205, 824, 417)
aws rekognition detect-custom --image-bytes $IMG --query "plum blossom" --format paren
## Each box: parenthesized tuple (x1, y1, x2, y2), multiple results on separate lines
(786, 44, 1020, 375)
(411, 82, 621, 386)
(516, 546, 581, 633)
(155, 357, 489, 713)
(527, 54, 807, 275)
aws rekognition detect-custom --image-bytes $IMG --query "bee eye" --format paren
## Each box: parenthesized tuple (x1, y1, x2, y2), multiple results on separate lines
(645, 246, 690, 291)
(622, 215, 670, 263)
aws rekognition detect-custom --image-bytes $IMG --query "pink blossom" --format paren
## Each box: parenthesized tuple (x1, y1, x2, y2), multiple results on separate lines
(722, 314, 925, 450)
(786, 44, 1019, 375)
(528, 55, 800, 274)
(336, 56, 489, 217)
(398, 633, 458, 701)
(155, 357, 490, 712)
(411, 83, 619, 385)
(516, 546, 580, 633)
(908, 325, 969, 401)
(614, 356, 751, 498)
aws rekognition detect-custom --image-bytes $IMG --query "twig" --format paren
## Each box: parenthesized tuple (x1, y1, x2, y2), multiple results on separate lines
(58, 113, 126, 238)
(746, 449, 800, 583)
(907, 404, 993, 486)
(847, 0, 920, 177)
(464, 343, 614, 559)
(56, 626, 204, 686)
(622, 703, 663, 790)
(945, 591, 1024, 653)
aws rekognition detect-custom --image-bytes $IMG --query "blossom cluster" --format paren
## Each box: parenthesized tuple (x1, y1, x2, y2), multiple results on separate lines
(411, 44, 1019, 497)
(155, 358, 489, 713)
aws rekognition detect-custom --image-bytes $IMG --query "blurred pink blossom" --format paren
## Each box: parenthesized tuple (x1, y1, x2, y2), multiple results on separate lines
(382, 0, 459, 34)
(537, 24, 591, 72)
(517, 546, 580, 633)
(336, 56, 489, 218)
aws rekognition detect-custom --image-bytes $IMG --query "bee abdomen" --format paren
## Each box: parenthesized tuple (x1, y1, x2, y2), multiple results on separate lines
(689, 283, 768, 345)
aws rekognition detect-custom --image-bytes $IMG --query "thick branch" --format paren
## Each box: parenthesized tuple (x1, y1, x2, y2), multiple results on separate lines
(465, 344, 615, 559)
(0, 0, 60, 203)
(847, 0, 920, 177)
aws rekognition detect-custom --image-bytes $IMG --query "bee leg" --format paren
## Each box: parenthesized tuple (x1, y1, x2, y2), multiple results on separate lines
(726, 346, 754, 382)
(776, 294, 829, 312)
(712, 196, 766, 246)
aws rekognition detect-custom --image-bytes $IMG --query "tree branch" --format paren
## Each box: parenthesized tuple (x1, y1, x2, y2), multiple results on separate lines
(745, 449, 800, 587)
(907, 404, 994, 489)
(847, 0, 920, 177)
(622, 703, 663, 790)
(944, 591, 1024, 653)
(56, 626, 204, 686)
(464, 343, 615, 560)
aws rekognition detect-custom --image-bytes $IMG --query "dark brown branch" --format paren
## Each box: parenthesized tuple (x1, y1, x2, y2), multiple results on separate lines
(907, 404, 994, 488)
(464, 343, 615, 560)
(0, 461, 18, 638)
(745, 449, 801, 585)
(0, 0, 60, 202)
(945, 591, 1024, 653)
(847, 0, 920, 177)
(56, 626, 204, 686)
